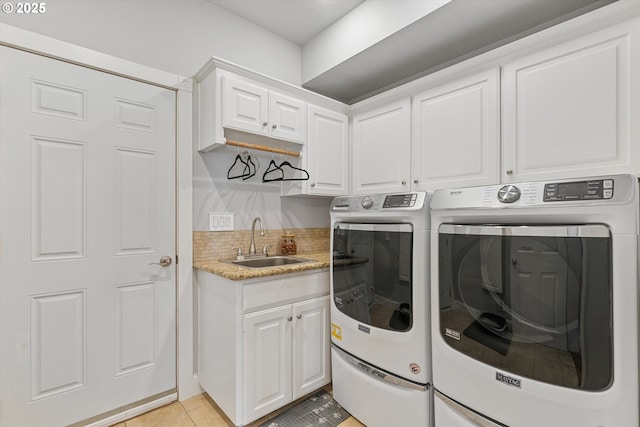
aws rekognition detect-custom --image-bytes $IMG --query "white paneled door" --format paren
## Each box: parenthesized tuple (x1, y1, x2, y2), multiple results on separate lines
(0, 46, 176, 426)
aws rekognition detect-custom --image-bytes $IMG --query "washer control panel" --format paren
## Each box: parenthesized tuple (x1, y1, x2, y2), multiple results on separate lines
(330, 192, 426, 212)
(543, 178, 614, 202)
(382, 193, 418, 208)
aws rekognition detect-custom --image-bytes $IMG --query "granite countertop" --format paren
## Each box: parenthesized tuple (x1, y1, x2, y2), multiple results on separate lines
(193, 252, 331, 281)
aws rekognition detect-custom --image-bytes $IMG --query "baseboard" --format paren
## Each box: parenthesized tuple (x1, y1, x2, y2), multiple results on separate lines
(74, 392, 177, 427)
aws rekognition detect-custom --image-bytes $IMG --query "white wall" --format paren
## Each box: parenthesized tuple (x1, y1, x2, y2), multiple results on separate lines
(193, 148, 332, 232)
(1, 0, 302, 85)
(3, 0, 333, 232)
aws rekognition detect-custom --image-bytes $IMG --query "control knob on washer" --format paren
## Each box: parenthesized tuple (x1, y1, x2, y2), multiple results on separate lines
(361, 196, 374, 209)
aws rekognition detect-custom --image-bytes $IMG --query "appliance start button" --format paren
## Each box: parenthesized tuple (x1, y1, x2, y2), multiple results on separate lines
(497, 185, 521, 203)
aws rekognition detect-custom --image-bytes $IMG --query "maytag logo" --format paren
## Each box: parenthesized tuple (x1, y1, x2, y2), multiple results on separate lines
(450, 190, 463, 196)
(358, 324, 370, 334)
(445, 328, 460, 340)
(496, 372, 521, 388)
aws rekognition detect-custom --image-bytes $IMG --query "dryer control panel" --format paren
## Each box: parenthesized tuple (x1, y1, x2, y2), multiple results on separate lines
(543, 178, 614, 202)
(429, 174, 635, 210)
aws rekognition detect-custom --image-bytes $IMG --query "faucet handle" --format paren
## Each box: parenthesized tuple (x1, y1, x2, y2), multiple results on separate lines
(262, 245, 272, 256)
(231, 246, 244, 259)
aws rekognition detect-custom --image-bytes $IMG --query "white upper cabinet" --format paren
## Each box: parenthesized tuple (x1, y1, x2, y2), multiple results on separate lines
(502, 20, 640, 182)
(352, 99, 411, 195)
(411, 69, 500, 190)
(223, 74, 306, 144)
(269, 91, 307, 143)
(222, 75, 268, 135)
(305, 105, 348, 196)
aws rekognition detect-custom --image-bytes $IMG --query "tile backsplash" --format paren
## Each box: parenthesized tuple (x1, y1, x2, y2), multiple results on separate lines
(193, 228, 330, 263)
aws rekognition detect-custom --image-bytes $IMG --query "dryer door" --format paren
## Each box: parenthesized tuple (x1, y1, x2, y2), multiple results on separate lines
(438, 224, 612, 391)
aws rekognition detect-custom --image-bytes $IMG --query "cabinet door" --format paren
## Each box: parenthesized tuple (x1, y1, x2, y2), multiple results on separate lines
(292, 296, 331, 400)
(502, 24, 639, 182)
(412, 69, 500, 190)
(352, 99, 411, 194)
(269, 91, 306, 143)
(243, 305, 292, 424)
(222, 74, 268, 135)
(306, 105, 348, 195)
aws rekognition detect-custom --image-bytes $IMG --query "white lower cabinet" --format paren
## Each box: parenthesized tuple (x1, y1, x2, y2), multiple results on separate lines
(197, 270, 330, 426)
(243, 296, 330, 422)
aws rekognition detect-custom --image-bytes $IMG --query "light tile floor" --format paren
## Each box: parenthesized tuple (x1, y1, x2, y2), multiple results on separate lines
(111, 388, 366, 427)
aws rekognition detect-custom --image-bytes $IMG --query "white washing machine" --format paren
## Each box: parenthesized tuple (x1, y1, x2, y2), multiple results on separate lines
(430, 175, 639, 426)
(329, 192, 432, 427)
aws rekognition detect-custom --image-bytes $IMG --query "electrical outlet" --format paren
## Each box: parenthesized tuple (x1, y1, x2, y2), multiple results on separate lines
(208, 212, 234, 231)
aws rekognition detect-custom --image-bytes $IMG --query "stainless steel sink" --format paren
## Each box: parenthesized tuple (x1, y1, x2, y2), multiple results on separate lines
(225, 256, 313, 269)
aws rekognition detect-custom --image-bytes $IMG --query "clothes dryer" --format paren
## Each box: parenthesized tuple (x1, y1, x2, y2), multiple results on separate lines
(430, 175, 639, 426)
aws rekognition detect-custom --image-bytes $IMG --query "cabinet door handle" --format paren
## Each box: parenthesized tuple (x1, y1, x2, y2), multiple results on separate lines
(310, 183, 316, 188)
(262, 121, 268, 126)
(296, 314, 302, 319)
(413, 180, 419, 184)
(272, 124, 277, 129)
(506, 170, 514, 176)
(401, 181, 407, 185)
(287, 316, 293, 321)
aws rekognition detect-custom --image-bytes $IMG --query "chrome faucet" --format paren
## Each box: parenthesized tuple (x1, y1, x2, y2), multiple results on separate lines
(249, 217, 265, 255)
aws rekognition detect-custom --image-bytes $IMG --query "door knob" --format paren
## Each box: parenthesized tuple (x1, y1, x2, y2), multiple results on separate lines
(150, 256, 172, 267)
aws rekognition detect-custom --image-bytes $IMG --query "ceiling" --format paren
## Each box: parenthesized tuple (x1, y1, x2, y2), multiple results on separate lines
(208, 0, 618, 104)
(208, 0, 365, 45)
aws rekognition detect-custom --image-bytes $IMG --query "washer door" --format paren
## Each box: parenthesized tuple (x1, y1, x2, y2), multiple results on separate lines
(332, 223, 413, 332)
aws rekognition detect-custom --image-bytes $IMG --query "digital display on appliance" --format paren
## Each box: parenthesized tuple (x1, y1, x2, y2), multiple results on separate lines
(383, 194, 416, 208)
(558, 182, 588, 197)
(543, 179, 614, 202)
